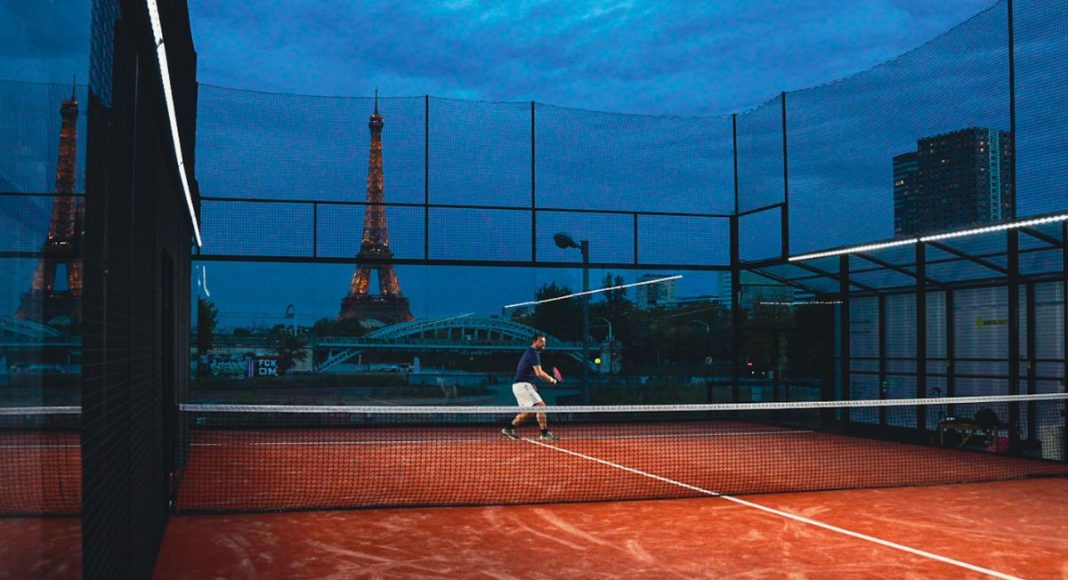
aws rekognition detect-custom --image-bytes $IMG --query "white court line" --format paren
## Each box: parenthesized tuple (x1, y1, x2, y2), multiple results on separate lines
(524, 437, 1022, 580)
(188, 429, 813, 447)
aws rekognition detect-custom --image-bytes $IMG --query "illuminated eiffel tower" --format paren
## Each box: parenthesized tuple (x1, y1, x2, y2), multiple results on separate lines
(339, 93, 413, 325)
(16, 84, 83, 326)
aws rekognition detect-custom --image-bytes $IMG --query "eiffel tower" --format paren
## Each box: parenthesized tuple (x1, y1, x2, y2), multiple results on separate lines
(339, 93, 413, 325)
(16, 84, 83, 326)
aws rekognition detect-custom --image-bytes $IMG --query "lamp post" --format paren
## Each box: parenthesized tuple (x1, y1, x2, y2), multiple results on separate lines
(592, 316, 614, 342)
(554, 232, 590, 403)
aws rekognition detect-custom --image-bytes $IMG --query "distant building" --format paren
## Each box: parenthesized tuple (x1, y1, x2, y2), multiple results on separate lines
(635, 274, 677, 308)
(663, 295, 723, 308)
(893, 127, 1014, 236)
(718, 271, 793, 310)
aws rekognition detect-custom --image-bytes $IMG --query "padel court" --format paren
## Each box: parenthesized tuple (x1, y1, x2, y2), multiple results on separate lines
(152, 405, 1068, 579)
(154, 399, 1067, 578)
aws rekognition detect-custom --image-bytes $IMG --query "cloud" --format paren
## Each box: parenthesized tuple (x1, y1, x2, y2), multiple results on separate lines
(187, 0, 996, 115)
(0, 1, 91, 84)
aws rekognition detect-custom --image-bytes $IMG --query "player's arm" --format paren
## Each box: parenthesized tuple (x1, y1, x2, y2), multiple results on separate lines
(533, 365, 557, 385)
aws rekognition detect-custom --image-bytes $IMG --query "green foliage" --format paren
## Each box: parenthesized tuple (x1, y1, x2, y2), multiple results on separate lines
(197, 297, 218, 353)
(197, 298, 219, 377)
(268, 325, 308, 374)
(511, 282, 582, 341)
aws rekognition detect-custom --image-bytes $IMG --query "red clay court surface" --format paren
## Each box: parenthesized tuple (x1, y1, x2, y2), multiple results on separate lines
(154, 479, 1068, 579)
(155, 421, 1068, 578)
(4, 422, 1068, 577)
(173, 420, 1068, 512)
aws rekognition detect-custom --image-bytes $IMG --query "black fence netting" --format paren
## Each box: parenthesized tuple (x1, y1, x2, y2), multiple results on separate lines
(190, 0, 1065, 267)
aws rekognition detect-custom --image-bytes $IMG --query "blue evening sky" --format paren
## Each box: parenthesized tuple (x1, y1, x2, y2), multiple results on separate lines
(5, 1, 1067, 327)
(188, 0, 994, 116)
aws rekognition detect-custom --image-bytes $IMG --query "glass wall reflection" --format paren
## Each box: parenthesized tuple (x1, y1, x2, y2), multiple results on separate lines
(0, 2, 89, 576)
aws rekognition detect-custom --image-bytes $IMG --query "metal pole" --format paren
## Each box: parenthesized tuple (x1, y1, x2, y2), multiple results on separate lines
(946, 288, 956, 419)
(780, 91, 790, 259)
(1008, 229, 1021, 454)
(916, 242, 928, 440)
(1063, 222, 1068, 462)
(582, 240, 590, 404)
(425, 95, 430, 261)
(531, 101, 537, 263)
(839, 254, 851, 429)
(1026, 281, 1037, 444)
(878, 294, 887, 428)
(731, 113, 741, 405)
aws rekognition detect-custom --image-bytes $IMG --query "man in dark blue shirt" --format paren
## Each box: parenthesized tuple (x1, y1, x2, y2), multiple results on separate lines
(502, 334, 559, 441)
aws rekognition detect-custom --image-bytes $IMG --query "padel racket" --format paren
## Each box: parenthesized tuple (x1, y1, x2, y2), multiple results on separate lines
(552, 367, 564, 383)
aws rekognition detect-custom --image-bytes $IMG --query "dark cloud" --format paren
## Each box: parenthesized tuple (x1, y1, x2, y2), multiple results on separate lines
(188, 0, 995, 115)
(0, 1, 91, 83)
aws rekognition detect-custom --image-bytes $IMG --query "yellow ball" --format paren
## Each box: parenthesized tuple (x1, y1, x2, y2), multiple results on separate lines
(594, 357, 602, 365)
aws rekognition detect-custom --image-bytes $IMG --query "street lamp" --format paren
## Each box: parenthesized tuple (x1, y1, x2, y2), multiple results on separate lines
(554, 232, 590, 403)
(592, 316, 614, 341)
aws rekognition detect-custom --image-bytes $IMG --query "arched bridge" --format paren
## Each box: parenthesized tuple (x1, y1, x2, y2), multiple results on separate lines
(314, 316, 593, 372)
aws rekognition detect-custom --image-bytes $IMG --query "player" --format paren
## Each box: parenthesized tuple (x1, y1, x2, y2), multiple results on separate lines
(501, 334, 559, 441)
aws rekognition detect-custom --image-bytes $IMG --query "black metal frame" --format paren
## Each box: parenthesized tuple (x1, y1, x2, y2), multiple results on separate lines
(165, 0, 1064, 459)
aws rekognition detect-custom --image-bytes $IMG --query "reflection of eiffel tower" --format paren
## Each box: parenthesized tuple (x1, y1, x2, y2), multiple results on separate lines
(16, 85, 83, 326)
(339, 93, 413, 325)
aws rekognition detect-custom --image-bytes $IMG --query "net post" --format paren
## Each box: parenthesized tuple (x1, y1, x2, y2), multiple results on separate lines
(1008, 229, 1021, 455)
(946, 288, 956, 420)
(836, 254, 850, 429)
(1025, 281, 1037, 447)
(1063, 221, 1068, 462)
(878, 294, 887, 428)
(916, 241, 927, 442)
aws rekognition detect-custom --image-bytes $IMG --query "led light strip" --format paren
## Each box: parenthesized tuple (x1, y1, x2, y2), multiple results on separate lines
(789, 238, 918, 262)
(789, 213, 1068, 262)
(504, 275, 683, 309)
(918, 213, 1068, 242)
(757, 300, 843, 306)
(147, 0, 203, 247)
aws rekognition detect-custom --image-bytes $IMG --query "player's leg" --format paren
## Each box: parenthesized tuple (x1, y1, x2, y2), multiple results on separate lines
(503, 382, 536, 439)
(534, 402, 558, 440)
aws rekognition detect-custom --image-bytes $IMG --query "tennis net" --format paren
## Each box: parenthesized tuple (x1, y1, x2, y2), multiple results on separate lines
(171, 393, 1068, 514)
(0, 406, 81, 516)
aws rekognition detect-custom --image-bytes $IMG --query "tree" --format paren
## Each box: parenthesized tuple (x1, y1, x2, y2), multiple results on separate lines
(269, 325, 308, 375)
(312, 317, 336, 335)
(529, 282, 582, 340)
(598, 273, 633, 317)
(196, 298, 219, 377)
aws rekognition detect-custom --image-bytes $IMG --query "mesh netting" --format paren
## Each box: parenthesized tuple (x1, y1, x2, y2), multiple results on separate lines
(170, 394, 1067, 514)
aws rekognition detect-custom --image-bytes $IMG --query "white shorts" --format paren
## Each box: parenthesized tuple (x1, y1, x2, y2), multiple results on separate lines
(512, 382, 543, 407)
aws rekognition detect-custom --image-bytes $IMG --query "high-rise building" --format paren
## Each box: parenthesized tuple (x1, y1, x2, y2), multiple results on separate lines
(893, 127, 1013, 235)
(635, 274, 677, 308)
(718, 271, 794, 310)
